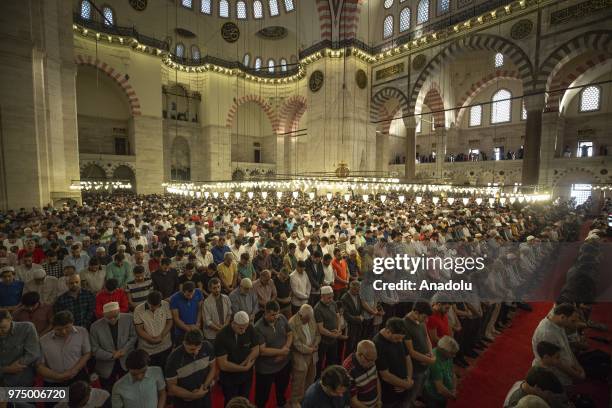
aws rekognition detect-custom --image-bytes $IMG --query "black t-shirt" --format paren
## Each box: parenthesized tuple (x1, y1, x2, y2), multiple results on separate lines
(403, 317, 430, 374)
(178, 273, 202, 288)
(214, 324, 260, 384)
(165, 343, 215, 402)
(273, 276, 291, 304)
(373, 332, 409, 403)
(200, 272, 218, 293)
(151, 269, 179, 299)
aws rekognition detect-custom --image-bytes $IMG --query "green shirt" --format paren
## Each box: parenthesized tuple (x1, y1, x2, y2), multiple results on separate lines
(105, 261, 133, 287)
(424, 348, 454, 401)
(238, 262, 255, 280)
(111, 366, 165, 408)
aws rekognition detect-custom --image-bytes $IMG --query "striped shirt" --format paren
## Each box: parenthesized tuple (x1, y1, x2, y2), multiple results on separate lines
(343, 353, 379, 408)
(126, 279, 153, 306)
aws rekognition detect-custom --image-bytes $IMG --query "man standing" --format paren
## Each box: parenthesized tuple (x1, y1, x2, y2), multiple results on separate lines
(305, 251, 324, 306)
(373, 317, 414, 408)
(215, 311, 260, 403)
(13, 291, 53, 336)
(166, 329, 216, 408)
(126, 265, 153, 309)
(90, 301, 137, 391)
(343, 340, 381, 408)
(105, 253, 133, 288)
(112, 349, 167, 408)
(290, 260, 311, 315)
(0, 266, 24, 312)
(252, 270, 277, 315)
(201, 278, 232, 342)
(315, 286, 340, 378)
(80, 259, 106, 294)
(37, 311, 91, 387)
(53, 274, 95, 328)
(151, 258, 179, 300)
(289, 304, 320, 406)
(170, 281, 203, 345)
(63, 244, 90, 274)
(254, 301, 293, 408)
(229, 278, 259, 322)
(24, 268, 58, 305)
(0, 310, 40, 387)
(133, 291, 173, 369)
(340, 280, 363, 355)
(218, 252, 238, 294)
(302, 365, 352, 408)
(403, 302, 435, 406)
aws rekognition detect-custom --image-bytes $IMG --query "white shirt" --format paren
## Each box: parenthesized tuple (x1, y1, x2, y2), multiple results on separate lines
(80, 268, 107, 293)
(295, 247, 310, 262)
(322, 263, 334, 286)
(289, 271, 311, 306)
(531, 317, 577, 386)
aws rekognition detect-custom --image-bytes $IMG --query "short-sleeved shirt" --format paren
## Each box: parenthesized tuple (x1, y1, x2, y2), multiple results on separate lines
(200, 272, 218, 293)
(39, 326, 91, 382)
(426, 312, 450, 344)
(126, 279, 153, 306)
(404, 316, 430, 373)
(373, 332, 409, 403)
(133, 301, 173, 355)
(178, 273, 203, 289)
(343, 353, 379, 407)
(170, 289, 203, 335)
(302, 380, 351, 408)
(111, 366, 165, 408)
(254, 315, 291, 374)
(314, 301, 338, 344)
(424, 348, 454, 402)
(165, 342, 215, 399)
(214, 324, 260, 384)
(151, 269, 179, 299)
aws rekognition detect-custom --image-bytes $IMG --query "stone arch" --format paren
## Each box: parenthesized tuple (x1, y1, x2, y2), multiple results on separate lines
(80, 163, 108, 179)
(422, 85, 445, 128)
(370, 87, 410, 134)
(74, 55, 141, 116)
(410, 34, 534, 113)
(170, 136, 191, 181)
(278, 95, 307, 134)
(455, 70, 522, 124)
(112, 165, 136, 190)
(546, 53, 611, 112)
(226, 95, 279, 133)
(536, 31, 612, 96)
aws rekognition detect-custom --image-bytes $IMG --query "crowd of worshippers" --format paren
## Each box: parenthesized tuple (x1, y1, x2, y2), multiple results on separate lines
(0, 193, 601, 408)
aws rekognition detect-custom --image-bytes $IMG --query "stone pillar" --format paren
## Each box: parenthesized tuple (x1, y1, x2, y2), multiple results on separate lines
(375, 132, 390, 174)
(201, 124, 232, 181)
(521, 94, 546, 186)
(538, 111, 564, 186)
(130, 116, 164, 194)
(403, 117, 417, 181)
(434, 127, 447, 180)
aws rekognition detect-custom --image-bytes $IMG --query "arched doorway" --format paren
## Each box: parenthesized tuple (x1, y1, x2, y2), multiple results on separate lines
(80, 163, 107, 180)
(113, 165, 136, 192)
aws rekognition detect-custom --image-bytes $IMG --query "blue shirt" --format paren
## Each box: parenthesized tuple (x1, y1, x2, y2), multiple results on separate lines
(0, 280, 24, 307)
(302, 380, 351, 408)
(111, 366, 165, 408)
(211, 245, 231, 264)
(170, 289, 203, 335)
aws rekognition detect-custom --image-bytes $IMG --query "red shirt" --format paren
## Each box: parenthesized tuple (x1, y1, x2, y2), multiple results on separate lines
(426, 311, 450, 345)
(95, 289, 129, 318)
(17, 248, 46, 264)
(332, 258, 349, 292)
(148, 258, 161, 273)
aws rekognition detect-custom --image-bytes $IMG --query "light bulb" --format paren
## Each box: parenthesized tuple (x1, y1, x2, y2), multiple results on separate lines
(415, 196, 423, 204)
(204, 192, 210, 198)
(276, 191, 283, 199)
(462, 197, 469, 205)
(518, 196, 524, 203)
(380, 195, 387, 203)
(308, 192, 315, 200)
(326, 193, 333, 201)
(344, 193, 351, 202)
(362, 194, 369, 202)
(261, 191, 268, 199)
(223, 192, 229, 199)
(247, 191, 254, 199)
(509, 196, 516, 204)
(447, 197, 455, 205)
(212, 192, 219, 199)
(475, 197, 483, 205)
(292, 191, 299, 199)
(196, 192, 201, 198)
(432, 197, 440, 205)
(488, 197, 495, 205)
(500, 197, 506, 205)
(235, 192, 241, 199)
(398, 195, 405, 203)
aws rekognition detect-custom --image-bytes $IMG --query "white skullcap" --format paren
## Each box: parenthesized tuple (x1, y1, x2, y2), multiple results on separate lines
(321, 285, 333, 295)
(118, 245, 126, 250)
(233, 311, 249, 325)
(0, 265, 15, 273)
(103, 301, 120, 314)
(526, 235, 535, 241)
(96, 247, 106, 252)
(33, 268, 46, 279)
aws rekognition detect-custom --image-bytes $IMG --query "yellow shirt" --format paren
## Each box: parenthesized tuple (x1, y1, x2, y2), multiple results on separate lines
(218, 261, 237, 289)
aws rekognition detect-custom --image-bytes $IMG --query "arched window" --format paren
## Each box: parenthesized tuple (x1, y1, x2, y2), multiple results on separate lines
(438, 0, 449, 15)
(494, 52, 504, 68)
(219, 0, 229, 17)
(268, 59, 275, 72)
(269, 0, 279, 16)
(399, 7, 411, 32)
(417, 0, 429, 24)
(491, 89, 512, 124)
(181, 0, 192, 8)
(237, 1, 247, 18)
(383, 15, 394, 39)
(255, 57, 262, 70)
(243, 53, 250, 66)
(580, 86, 601, 112)
(80, 0, 92, 20)
(384, 0, 394, 8)
(253, 0, 264, 18)
(175, 43, 185, 58)
(191, 45, 201, 62)
(201, 0, 212, 14)
(284, 0, 294, 12)
(102, 7, 114, 26)
(280, 58, 287, 71)
(469, 105, 482, 126)
(521, 100, 527, 120)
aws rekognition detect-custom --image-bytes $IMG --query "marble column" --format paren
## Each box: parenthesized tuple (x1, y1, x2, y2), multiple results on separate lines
(521, 94, 546, 186)
(434, 127, 447, 181)
(130, 116, 164, 194)
(538, 111, 564, 186)
(403, 117, 417, 181)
